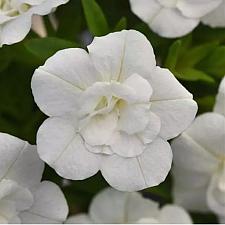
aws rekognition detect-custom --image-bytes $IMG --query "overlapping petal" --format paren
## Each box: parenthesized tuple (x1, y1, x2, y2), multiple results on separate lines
(201, 1, 225, 28)
(20, 181, 69, 223)
(101, 138, 172, 191)
(37, 117, 101, 180)
(87, 30, 156, 81)
(0, 133, 44, 189)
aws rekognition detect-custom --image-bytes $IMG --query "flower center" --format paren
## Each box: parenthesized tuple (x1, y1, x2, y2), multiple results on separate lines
(0, 0, 30, 17)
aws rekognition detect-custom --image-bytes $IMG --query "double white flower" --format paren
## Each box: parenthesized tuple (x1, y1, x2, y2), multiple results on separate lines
(0, 0, 69, 46)
(0, 133, 68, 223)
(66, 187, 192, 224)
(129, 0, 223, 38)
(172, 76, 225, 218)
(32, 29, 197, 191)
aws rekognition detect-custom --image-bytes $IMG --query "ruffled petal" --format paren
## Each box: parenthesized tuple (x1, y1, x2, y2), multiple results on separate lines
(118, 104, 150, 135)
(185, 113, 225, 157)
(87, 30, 156, 82)
(31, 48, 100, 117)
(159, 205, 192, 224)
(20, 181, 68, 224)
(0, 133, 44, 188)
(37, 117, 101, 180)
(101, 138, 172, 191)
(177, 0, 222, 18)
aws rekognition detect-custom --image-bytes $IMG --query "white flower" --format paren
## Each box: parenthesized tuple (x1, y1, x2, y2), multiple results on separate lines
(66, 187, 192, 224)
(0, 0, 69, 46)
(0, 132, 68, 223)
(129, 0, 222, 38)
(201, 1, 225, 28)
(214, 75, 225, 117)
(32, 29, 197, 192)
(219, 216, 225, 224)
(172, 76, 225, 216)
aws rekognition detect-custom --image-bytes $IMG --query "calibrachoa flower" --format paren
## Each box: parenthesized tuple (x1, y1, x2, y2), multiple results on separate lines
(129, 0, 222, 38)
(32, 29, 197, 191)
(66, 187, 192, 224)
(0, 0, 69, 46)
(201, 1, 225, 28)
(0, 132, 68, 223)
(172, 76, 225, 217)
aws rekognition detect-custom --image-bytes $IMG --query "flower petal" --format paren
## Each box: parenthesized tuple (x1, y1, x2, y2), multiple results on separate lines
(159, 205, 192, 224)
(149, 67, 193, 101)
(172, 167, 211, 189)
(0, 13, 32, 46)
(65, 214, 93, 224)
(101, 138, 172, 191)
(20, 181, 68, 223)
(87, 30, 156, 82)
(151, 99, 197, 140)
(123, 73, 152, 103)
(0, 133, 44, 188)
(177, 0, 222, 18)
(214, 76, 225, 117)
(37, 117, 101, 180)
(31, 48, 100, 117)
(185, 113, 225, 157)
(138, 112, 161, 144)
(202, 2, 225, 28)
(173, 185, 209, 212)
(0, 179, 33, 211)
(207, 169, 225, 216)
(89, 188, 159, 223)
(118, 104, 150, 135)
(130, 0, 198, 38)
(149, 68, 198, 140)
(109, 131, 145, 157)
(80, 111, 118, 146)
(171, 132, 218, 173)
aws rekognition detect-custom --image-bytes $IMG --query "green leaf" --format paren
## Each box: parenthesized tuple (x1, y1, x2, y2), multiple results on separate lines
(197, 46, 225, 78)
(82, 0, 109, 36)
(114, 17, 127, 31)
(176, 68, 215, 83)
(24, 37, 77, 61)
(164, 40, 181, 70)
(178, 42, 218, 68)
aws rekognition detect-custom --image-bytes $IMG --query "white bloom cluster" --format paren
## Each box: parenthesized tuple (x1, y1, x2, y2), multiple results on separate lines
(31, 29, 197, 192)
(0, 133, 68, 223)
(0, 0, 68, 46)
(172, 76, 225, 219)
(129, 0, 225, 38)
(66, 187, 192, 224)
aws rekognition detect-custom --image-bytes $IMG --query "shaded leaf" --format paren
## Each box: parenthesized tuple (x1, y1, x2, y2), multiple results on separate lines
(82, 0, 109, 36)
(24, 37, 78, 62)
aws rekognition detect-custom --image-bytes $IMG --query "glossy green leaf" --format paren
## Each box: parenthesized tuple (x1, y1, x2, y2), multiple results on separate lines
(114, 17, 127, 31)
(198, 46, 225, 78)
(176, 68, 215, 83)
(82, 0, 109, 36)
(164, 40, 181, 70)
(24, 37, 77, 61)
